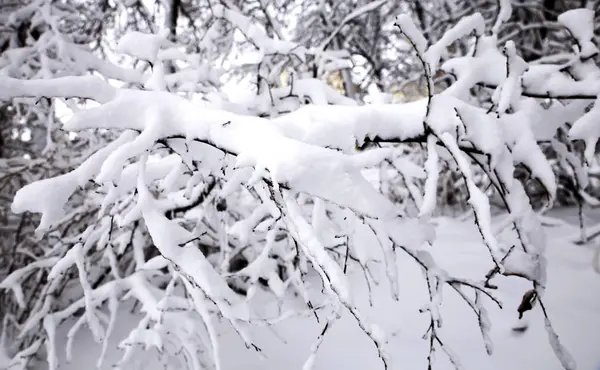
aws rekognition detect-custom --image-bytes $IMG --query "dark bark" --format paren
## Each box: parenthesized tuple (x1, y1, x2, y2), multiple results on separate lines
(164, 0, 180, 74)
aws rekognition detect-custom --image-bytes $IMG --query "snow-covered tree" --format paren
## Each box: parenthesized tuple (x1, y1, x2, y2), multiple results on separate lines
(2, 1, 600, 369)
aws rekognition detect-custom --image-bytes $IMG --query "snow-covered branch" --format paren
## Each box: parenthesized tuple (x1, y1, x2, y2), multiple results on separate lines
(2, 3, 596, 370)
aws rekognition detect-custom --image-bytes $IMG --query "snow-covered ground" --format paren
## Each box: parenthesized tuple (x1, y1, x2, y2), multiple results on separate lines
(50, 212, 600, 370)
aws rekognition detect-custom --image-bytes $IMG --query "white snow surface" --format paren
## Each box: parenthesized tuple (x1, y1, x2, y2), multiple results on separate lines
(558, 9, 597, 58)
(45, 214, 600, 370)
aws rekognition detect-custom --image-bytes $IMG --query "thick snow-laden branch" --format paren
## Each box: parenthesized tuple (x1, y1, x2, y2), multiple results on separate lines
(443, 34, 600, 100)
(492, 0, 512, 35)
(10, 85, 431, 224)
(0, 75, 116, 103)
(273, 99, 425, 151)
(424, 13, 485, 73)
(557, 9, 597, 59)
(11, 131, 136, 234)
(8, 77, 556, 234)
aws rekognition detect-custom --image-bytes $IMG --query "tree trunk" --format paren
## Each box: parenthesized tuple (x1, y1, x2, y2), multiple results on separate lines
(332, 36, 356, 100)
(164, 0, 179, 74)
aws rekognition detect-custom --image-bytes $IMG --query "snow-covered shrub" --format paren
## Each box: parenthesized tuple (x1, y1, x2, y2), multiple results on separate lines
(2, 1, 600, 370)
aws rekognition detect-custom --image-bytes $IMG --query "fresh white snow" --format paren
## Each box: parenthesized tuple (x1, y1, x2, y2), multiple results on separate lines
(3, 4, 600, 370)
(45, 213, 600, 370)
